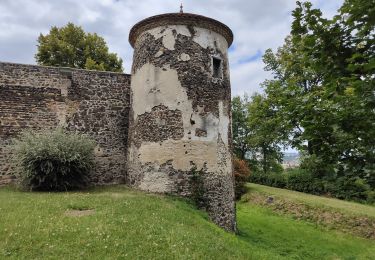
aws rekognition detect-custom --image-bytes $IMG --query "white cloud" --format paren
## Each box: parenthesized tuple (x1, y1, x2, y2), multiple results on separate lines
(231, 59, 272, 97)
(0, 0, 343, 96)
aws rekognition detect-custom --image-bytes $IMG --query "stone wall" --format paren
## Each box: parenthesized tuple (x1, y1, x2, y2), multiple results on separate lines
(127, 23, 236, 231)
(0, 12, 236, 233)
(0, 62, 131, 185)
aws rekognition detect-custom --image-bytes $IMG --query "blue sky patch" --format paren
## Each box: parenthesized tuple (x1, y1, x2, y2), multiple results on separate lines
(237, 50, 262, 64)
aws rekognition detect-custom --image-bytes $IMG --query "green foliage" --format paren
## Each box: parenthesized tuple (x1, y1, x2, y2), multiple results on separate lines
(232, 95, 251, 160)
(247, 182, 375, 218)
(232, 0, 375, 203)
(300, 154, 336, 179)
(250, 172, 287, 188)
(327, 176, 373, 203)
(285, 169, 325, 194)
(12, 129, 96, 191)
(247, 94, 286, 174)
(35, 23, 123, 72)
(1, 186, 374, 259)
(233, 158, 251, 200)
(250, 168, 374, 203)
(238, 0, 375, 203)
(189, 166, 207, 209)
(244, 183, 375, 239)
(232, 94, 284, 174)
(260, 0, 375, 180)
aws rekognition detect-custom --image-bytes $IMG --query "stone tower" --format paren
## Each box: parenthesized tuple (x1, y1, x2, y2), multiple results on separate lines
(127, 12, 235, 231)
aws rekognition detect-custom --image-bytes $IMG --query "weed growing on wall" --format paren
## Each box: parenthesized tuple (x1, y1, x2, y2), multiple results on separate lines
(189, 166, 207, 209)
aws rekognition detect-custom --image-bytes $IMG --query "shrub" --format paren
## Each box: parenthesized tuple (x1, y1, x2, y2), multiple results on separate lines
(327, 177, 371, 202)
(234, 158, 251, 200)
(12, 129, 96, 191)
(250, 166, 374, 204)
(269, 173, 287, 188)
(365, 190, 375, 204)
(250, 171, 286, 188)
(300, 154, 335, 179)
(285, 169, 324, 194)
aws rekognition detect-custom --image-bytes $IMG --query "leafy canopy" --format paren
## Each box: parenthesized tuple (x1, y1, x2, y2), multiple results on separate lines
(232, 0, 374, 188)
(232, 94, 284, 174)
(261, 0, 374, 181)
(35, 23, 123, 72)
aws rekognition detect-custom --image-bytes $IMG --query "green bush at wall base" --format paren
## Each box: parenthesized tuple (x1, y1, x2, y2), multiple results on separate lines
(12, 129, 96, 191)
(189, 167, 207, 209)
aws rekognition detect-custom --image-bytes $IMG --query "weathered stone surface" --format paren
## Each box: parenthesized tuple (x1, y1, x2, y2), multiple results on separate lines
(127, 21, 236, 231)
(0, 12, 236, 232)
(133, 104, 184, 147)
(129, 13, 233, 48)
(0, 63, 131, 184)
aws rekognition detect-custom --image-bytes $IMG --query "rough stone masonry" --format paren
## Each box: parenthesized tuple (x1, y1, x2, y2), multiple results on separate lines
(0, 12, 236, 231)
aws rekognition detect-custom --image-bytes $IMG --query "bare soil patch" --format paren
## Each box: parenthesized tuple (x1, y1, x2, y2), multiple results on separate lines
(65, 209, 95, 217)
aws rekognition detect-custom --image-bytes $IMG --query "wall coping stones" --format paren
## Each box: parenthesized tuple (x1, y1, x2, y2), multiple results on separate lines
(129, 12, 234, 48)
(0, 61, 131, 77)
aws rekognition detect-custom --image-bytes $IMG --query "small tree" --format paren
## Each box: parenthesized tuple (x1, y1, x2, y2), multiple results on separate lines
(12, 129, 96, 191)
(234, 158, 251, 200)
(232, 95, 252, 160)
(232, 94, 285, 174)
(35, 23, 123, 72)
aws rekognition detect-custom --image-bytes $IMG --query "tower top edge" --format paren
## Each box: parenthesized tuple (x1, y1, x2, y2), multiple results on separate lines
(129, 13, 233, 48)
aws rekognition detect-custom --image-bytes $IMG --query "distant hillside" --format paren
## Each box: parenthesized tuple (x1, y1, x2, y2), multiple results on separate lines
(282, 152, 300, 168)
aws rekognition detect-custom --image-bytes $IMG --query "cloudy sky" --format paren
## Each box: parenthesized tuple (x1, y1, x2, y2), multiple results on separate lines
(0, 0, 343, 96)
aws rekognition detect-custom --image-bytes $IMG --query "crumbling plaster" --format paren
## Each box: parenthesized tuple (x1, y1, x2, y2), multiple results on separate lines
(129, 24, 232, 180)
(127, 21, 235, 231)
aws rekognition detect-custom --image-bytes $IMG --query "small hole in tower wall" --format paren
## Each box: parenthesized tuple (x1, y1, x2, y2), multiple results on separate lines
(212, 57, 222, 78)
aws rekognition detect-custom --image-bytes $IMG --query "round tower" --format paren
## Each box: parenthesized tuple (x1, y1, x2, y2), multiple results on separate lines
(127, 12, 235, 231)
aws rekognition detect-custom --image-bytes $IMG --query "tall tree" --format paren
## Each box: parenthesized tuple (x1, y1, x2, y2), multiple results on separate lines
(232, 94, 284, 174)
(262, 0, 374, 181)
(232, 95, 252, 160)
(35, 23, 123, 72)
(247, 94, 285, 174)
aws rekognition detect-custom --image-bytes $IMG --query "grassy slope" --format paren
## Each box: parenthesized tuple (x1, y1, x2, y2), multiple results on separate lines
(246, 183, 375, 218)
(0, 185, 374, 259)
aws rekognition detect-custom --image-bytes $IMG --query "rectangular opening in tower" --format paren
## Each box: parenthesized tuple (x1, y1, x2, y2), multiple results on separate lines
(212, 57, 222, 78)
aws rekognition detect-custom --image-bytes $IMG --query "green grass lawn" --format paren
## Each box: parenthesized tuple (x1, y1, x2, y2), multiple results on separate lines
(246, 183, 375, 218)
(0, 185, 374, 259)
